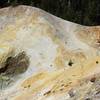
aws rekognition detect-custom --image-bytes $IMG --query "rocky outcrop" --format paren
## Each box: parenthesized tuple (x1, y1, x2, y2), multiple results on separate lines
(0, 5, 100, 100)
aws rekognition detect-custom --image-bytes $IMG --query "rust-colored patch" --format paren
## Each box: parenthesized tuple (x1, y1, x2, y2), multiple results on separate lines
(76, 26, 100, 48)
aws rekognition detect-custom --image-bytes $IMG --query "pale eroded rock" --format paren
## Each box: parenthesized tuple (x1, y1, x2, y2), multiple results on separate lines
(0, 5, 100, 100)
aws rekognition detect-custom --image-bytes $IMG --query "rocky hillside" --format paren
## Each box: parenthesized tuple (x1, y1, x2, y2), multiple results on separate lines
(0, 5, 100, 100)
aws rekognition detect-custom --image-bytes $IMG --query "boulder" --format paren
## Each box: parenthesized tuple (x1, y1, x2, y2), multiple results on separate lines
(0, 5, 100, 100)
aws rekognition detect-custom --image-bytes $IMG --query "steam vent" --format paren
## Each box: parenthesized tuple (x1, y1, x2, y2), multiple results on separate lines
(0, 5, 100, 100)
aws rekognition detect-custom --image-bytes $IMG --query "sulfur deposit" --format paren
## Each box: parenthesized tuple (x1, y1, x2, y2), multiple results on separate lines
(0, 5, 100, 100)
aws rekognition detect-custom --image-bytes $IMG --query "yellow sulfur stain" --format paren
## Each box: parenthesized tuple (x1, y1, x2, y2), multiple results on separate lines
(14, 57, 100, 100)
(0, 43, 14, 66)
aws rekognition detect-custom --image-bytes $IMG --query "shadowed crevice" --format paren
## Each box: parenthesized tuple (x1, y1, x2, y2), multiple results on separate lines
(0, 51, 29, 90)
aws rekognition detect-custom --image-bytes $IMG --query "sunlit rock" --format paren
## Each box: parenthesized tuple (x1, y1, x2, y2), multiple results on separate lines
(0, 5, 100, 100)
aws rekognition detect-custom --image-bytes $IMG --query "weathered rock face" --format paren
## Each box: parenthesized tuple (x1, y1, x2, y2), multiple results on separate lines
(0, 5, 100, 100)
